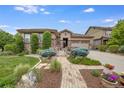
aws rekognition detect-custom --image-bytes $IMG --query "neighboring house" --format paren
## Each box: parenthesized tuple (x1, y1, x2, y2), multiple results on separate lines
(17, 29, 93, 52)
(85, 26, 112, 49)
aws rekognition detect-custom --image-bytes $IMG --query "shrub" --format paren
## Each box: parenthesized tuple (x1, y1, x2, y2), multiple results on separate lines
(108, 45, 119, 53)
(119, 45, 124, 53)
(15, 33, 24, 53)
(31, 33, 39, 54)
(98, 45, 107, 52)
(40, 48, 56, 57)
(50, 60, 61, 72)
(0, 51, 14, 56)
(33, 68, 43, 82)
(14, 64, 30, 81)
(68, 56, 101, 65)
(71, 48, 89, 57)
(4, 44, 17, 53)
(91, 69, 101, 77)
(42, 31, 52, 49)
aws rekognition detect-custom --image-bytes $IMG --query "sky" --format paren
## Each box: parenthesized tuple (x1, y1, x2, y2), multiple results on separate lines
(0, 5, 124, 35)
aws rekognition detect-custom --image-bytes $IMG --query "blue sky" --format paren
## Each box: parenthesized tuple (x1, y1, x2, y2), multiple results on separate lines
(0, 5, 124, 35)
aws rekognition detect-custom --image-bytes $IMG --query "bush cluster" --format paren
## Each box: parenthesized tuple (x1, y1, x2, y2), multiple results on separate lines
(4, 44, 17, 53)
(71, 48, 89, 57)
(108, 45, 119, 53)
(40, 48, 56, 57)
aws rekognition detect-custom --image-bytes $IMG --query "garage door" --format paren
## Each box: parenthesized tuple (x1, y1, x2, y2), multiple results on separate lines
(71, 42, 89, 49)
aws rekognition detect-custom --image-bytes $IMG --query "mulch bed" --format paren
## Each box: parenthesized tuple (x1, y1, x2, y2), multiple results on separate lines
(79, 69, 124, 88)
(36, 69, 62, 88)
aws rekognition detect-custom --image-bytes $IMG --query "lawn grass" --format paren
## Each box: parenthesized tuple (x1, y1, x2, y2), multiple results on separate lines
(68, 56, 101, 65)
(0, 56, 39, 87)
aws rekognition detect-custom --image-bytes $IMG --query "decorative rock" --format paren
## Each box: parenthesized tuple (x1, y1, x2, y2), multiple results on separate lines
(17, 71, 37, 88)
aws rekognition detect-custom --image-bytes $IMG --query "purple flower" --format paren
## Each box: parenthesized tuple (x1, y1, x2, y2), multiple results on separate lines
(107, 74, 119, 82)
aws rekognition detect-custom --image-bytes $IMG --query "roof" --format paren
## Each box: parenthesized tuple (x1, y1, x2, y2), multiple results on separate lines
(72, 33, 82, 37)
(17, 28, 58, 33)
(60, 29, 72, 34)
(85, 26, 112, 35)
(60, 29, 93, 38)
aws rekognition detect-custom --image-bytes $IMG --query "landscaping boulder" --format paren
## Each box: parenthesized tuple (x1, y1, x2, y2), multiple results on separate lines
(17, 71, 37, 88)
(70, 48, 89, 57)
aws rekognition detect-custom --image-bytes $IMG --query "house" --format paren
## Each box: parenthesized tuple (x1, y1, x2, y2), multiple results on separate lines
(17, 28, 93, 52)
(85, 26, 112, 49)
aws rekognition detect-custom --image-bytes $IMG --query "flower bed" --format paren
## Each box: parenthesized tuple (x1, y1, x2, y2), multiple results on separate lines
(79, 69, 124, 88)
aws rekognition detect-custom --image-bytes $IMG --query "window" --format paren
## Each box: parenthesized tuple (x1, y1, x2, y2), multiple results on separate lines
(24, 34, 30, 43)
(39, 33, 42, 43)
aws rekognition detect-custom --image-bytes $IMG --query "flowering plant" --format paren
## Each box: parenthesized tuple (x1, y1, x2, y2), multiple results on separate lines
(102, 74, 119, 83)
(104, 64, 114, 70)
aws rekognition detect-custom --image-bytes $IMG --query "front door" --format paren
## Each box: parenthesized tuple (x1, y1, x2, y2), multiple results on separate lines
(63, 38, 68, 48)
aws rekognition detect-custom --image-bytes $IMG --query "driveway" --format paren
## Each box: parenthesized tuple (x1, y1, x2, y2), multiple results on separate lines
(87, 50, 124, 72)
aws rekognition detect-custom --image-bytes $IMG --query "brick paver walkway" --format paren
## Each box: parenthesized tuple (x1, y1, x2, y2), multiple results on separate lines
(57, 57, 87, 88)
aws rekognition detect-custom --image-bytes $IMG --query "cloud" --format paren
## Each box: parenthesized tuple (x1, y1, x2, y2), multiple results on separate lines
(15, 5, 38, 14)
(0, 25, 9, 28)
(83, 8, 95, 13)
(43, 11, 51, 15)
(40, 8, 51, 15)
(59, 20, 70, 23)
(103, 18, 114, 23)
(40, 8, 45, 12)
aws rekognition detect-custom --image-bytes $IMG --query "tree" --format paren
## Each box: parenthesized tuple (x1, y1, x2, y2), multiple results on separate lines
(0, 29, 14, 51)
(31, 33, 39, 53)
(107, 20, 124, 46)
(15, 33, 24, 53)
(42, 31, 52, 49)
